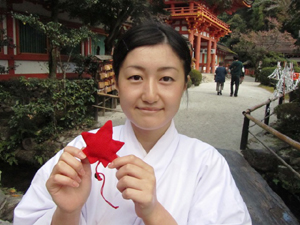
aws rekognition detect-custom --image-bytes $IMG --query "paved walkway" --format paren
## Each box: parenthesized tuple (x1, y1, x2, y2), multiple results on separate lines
(97, 74, 277, 153)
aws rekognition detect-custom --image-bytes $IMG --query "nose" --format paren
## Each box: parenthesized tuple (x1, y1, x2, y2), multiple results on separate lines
(141, 79, 159, 104)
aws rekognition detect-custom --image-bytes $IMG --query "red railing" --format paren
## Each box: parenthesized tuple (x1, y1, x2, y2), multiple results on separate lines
(165, 5, 230, 30)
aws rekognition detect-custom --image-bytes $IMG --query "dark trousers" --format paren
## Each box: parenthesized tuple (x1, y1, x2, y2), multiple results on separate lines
(230, 76, 240, 96)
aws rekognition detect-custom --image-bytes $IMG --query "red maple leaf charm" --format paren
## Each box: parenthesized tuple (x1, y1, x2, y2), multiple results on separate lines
(81, 120, 123, 209)
(81, 120, 124, 167)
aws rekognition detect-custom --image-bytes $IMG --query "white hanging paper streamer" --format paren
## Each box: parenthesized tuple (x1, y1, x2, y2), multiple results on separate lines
(268, 62, 300, 98)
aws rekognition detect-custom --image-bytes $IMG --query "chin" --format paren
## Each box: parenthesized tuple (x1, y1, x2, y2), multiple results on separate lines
(131, 119, 171, 132)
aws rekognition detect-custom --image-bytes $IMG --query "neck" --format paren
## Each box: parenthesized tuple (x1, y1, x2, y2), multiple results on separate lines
(131, 123, 171, 153)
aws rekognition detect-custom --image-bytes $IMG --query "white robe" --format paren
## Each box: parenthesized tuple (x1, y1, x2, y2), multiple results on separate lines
(14, 120, 252, 225)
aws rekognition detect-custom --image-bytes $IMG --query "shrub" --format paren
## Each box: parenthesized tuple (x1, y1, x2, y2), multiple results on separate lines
(294, 67, 300, 73)
(274, 101, 300, 142)
(189, 69, 202, 86)
(0, 77, 97, 165)
(259, 67, 277, 86)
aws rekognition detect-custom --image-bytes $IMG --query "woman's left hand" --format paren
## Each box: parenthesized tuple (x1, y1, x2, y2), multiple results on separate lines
(108, 155, 157, 220)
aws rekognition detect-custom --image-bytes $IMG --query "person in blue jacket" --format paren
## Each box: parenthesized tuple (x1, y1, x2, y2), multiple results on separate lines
(214, 61, 227, 95)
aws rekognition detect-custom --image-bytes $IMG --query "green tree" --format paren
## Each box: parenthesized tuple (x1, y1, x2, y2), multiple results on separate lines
(12, 0, 96, 79)
(233, 24, 296, 80)
(66, 0, 167, 54)
(284, 0, 300, 45)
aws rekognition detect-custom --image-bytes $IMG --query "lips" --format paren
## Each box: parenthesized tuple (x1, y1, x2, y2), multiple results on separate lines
(137, 107, 162, 112)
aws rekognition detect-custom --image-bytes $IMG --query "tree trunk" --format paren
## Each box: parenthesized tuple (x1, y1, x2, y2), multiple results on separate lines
(49, 48, 57, 79)
(104, 7, 133, 55)
(48, 0, 59, 79)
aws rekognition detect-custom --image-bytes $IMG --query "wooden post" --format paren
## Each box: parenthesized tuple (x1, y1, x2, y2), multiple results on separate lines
(102, 96, 106, 116)
(240, 113, 250, 150)
(94, 94, 99, 121)
(264, 103, 270, 125)
(279, 96, 284, 105)
(206, 39, 212, 73)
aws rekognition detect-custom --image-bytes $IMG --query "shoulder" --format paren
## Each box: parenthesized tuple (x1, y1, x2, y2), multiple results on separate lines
(176, 134, 226, 168)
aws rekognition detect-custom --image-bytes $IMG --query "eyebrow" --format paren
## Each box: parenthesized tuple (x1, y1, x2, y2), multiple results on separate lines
(125, 65, 179, 72)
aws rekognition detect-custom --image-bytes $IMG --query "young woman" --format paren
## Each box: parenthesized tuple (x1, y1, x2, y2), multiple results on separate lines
(14, 21, 251, 225)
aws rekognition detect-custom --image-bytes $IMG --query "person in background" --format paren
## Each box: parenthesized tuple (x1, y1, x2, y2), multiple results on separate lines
(240, 65, 245, 84)
(214, 61, 227, 95)
(229, 55, 243, 97)
(14, 21, 251, 225)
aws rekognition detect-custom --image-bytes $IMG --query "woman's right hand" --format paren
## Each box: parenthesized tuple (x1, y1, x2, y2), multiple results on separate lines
(46, 146, 92, 213)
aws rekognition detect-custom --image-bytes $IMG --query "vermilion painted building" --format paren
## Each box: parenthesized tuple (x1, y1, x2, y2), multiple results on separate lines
(0, 0, 253, 80)
(0, 0, 107, 80)
(164, 0, 254, 73)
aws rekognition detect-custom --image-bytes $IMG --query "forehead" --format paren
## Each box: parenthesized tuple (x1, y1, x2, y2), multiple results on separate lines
(121, 44, 184, 70)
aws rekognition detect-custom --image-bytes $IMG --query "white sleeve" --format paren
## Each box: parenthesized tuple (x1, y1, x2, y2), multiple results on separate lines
(188, 150, 252, 225)
(13, 135, 88, 225)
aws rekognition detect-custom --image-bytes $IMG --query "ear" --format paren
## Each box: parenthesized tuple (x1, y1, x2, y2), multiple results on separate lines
(115, 82, 119, 92)
(182, 82, 187, 94)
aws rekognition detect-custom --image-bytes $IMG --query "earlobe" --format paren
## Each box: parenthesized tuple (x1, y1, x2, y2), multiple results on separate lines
(183, 83, 187, 91)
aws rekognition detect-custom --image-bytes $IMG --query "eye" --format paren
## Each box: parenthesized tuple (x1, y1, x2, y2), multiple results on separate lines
(128, 75, 142, 81)
(160, 76, 174, 82)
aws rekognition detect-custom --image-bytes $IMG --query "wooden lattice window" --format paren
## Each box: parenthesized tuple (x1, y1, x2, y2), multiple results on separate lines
(19, 21, 47, 54)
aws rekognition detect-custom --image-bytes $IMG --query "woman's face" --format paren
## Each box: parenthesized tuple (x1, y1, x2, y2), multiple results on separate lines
(117, 44, 186, 134)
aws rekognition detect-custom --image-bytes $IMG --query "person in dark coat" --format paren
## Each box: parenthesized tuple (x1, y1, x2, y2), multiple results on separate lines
(229, 55, 243, 97)
(214, 61, 227, 95)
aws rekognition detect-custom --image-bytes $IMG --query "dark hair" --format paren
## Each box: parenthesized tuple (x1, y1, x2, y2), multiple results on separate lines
(113, 21, 192, 84)
(233, 55, 239, 60)
(219, 61, 224, 66)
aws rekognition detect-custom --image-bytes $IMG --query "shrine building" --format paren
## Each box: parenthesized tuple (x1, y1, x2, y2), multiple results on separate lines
(164, 0, 254, 73)
(0, 0, 253, 80)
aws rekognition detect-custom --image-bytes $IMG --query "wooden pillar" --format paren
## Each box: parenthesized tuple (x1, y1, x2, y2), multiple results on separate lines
(211, 40, 216, 73)
(189, 2, 194, 12)
(206, 39, 212, 73)
(195, 34, 201, 70)
(84, 39, 89, 56)
(6, 14, 15, 76)
(189, 29, 194, 47)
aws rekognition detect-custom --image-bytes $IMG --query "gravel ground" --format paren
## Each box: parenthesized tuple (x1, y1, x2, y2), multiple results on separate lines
(96, 74, 278, 154)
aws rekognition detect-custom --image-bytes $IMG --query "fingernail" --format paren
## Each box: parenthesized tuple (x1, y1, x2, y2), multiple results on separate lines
(108, 162, 114, 168)
(72, 181, 79, 187)
(78, 151, 86, 159)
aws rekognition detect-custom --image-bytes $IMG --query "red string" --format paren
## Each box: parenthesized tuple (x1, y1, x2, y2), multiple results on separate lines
(95, 162, 119, 209)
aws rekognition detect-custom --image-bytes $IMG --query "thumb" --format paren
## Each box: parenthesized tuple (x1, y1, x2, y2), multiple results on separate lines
(81, 157, 92, 178)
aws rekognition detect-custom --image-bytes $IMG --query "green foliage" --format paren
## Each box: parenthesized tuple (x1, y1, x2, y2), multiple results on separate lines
(189, 69, 202, 86)
(262, 52, 287, 67)
(66, 0, 167, 53)
(12, 7, 96, 78)
(72, 55, 99, 79)
(0, 77, 97, 164)
(274, 100, 300, 142)
(259, 67, 277, 85)
(294, 67, 300, 73)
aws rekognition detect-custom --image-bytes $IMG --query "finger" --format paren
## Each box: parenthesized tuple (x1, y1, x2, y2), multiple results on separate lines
(81, 157, 92, 178)
(121, 188, 154, 206)
(64, 146, 86, 160)
(48, 173, 81, 189)
(52, 160, 82, 184)
(115, 163, 148, 180)
(109, 155, 153, 173)
(116, 175, 143, 193)
(59, 151, 86, 177)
